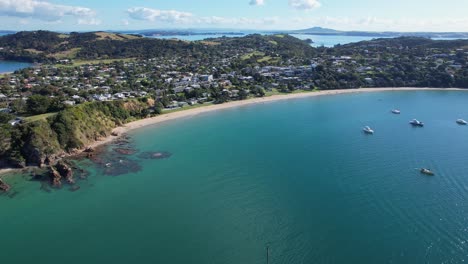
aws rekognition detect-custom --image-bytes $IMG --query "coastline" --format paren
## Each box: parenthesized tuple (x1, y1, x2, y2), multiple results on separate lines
(105, 87, 466, 139)
(0, 87, 466, 176)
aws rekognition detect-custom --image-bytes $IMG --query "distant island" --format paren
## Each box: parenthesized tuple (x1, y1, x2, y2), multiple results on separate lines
(289, 26, 468, 39)
(0, 30, 468, 190)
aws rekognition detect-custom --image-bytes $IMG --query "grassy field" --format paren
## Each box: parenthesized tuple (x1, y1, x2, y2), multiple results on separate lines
(56, 58, 135, 68)
(23, 112, 57, 122)
(241, 51, 265, 60)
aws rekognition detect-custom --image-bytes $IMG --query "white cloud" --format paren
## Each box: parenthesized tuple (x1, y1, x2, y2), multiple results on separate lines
(249, 0, 265, 6)
(77, 18, 101, 26)
(288, 16, 468, 32)
(0, 0, 96, 21)
(127, 6, 279, 27)
(121, 19, 129, 26)
(127, 7, 192, 23)
(289, 0, 321, 10)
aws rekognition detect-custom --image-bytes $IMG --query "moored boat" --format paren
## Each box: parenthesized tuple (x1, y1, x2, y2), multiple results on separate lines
(456, 119, 467, 125)
(363, 126, 374, 134)
(410, 119, 424, 127)
(391, 109, 401, 114)
(420, 168, 435, 176)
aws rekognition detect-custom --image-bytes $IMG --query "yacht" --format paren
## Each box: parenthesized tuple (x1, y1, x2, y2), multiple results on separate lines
(456, 119, 467, 125)
(410, 119, 424, 127)
(420, 168, 435, 176)
(363, 126, 374, 134)
(391, 109, 401, 114)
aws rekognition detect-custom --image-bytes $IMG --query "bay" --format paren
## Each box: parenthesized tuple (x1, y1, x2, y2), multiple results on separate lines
(2, 90, 468, 263)
(0, 61, 33, 73)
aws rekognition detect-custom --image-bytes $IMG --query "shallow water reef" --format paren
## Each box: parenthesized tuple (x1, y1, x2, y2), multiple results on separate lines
(0, 178, 11, 192)
(137, 151, 172, 160)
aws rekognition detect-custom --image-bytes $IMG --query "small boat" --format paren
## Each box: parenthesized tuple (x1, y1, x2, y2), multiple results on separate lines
(456, 119, 467, 125)
(363, 126, 374, 134)
(420, 168, 435, 176)
(105, 163, 112, 168)
(410, 119, 424, 127)
(391, 109, 401, 114)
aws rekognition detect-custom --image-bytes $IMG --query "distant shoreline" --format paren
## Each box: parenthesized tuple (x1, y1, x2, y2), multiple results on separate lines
(1, 87, 467, 177)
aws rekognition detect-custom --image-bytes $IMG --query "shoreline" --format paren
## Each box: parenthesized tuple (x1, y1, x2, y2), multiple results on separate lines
(1, 87, 466, 176)
(107, 87, 467, 137)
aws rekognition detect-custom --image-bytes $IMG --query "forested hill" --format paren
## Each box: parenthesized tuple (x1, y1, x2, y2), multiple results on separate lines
(337, 36, 468, 50)
(0, 31, 315, 63)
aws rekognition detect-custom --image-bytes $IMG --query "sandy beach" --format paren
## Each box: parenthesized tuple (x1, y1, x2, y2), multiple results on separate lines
(0, 87, 466, 176)
(103, 87, 466, 141)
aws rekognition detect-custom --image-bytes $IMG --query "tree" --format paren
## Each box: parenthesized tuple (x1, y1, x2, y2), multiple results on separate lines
(26, 95, 51, 115)
(0, 112, 13, 124)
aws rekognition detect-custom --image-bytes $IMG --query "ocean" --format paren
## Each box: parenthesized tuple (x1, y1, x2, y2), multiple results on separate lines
(148, 33, 466, 47)
(2, 90, 468, 263)
(0, 61, 33, 73)
(148, 33, 379, 47)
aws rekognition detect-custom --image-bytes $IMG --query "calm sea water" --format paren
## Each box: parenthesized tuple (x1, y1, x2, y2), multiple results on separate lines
(2, 90, 468, 263)
(149, 34, 378, 47)
(0, 61, 33, 73)
(150, 33, 466, 47)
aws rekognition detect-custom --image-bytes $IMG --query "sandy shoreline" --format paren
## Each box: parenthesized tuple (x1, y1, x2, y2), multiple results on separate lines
(107, 87, 466, 136)
(0, 87, 466, 176)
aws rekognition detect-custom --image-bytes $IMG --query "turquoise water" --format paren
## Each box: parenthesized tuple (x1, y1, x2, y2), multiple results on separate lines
(2, 90, 468, 263)
(0, 61, 32, 73)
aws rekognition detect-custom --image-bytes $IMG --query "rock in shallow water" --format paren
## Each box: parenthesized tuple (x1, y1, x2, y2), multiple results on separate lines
(103, 159, 142, 176)
(113, 148, 138, 155)
(0, 178, 11, 192)
(137, 151, 172, 160)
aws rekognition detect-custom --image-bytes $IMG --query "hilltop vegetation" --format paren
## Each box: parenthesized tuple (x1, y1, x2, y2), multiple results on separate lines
(0, 31, 315, 63)
(0, 99, 154, 167)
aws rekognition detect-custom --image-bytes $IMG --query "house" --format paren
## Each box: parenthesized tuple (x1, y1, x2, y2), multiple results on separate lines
(199, 75, 214, 82)
(0, 93, 7, 101)
(63, 100, 75, 106)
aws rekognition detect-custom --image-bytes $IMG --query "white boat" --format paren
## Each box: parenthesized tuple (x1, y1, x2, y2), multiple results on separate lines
(391, 109, 401, 114)
(363, 126, 374, 134)
(456, 119, 467, 125)
(410, 119, 424, 127)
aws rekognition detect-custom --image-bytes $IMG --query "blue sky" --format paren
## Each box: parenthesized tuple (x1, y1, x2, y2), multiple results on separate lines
(0, 0, 467, 32)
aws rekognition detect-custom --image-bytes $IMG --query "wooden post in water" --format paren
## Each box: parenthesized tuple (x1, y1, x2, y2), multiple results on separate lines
(266, 244, 270, 264)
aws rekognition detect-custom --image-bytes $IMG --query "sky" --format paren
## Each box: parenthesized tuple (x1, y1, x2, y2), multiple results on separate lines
(0, 0, 467, 32)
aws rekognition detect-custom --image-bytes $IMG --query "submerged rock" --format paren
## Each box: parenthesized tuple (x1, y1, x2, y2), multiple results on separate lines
(137, 151, 172, 160)
(40, 182, 52, 193)
(103, 158, 142, 176)
(69, 185, 81, 192)
(113, 148, 138, 155)
(0, 178, 11, 192)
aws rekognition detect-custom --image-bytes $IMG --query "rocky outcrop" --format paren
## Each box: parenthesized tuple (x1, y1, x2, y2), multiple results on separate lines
(56, 161, 75, 185)
(0, 178, 11, 192)
(84, 147, 94, 153)
(49, 167, 62, 188)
